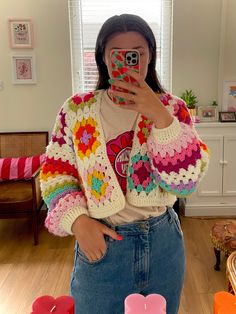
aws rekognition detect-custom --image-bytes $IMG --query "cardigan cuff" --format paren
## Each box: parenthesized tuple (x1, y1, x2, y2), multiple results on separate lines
(60, 206, 89, 235)
(151, 117, 182, 144)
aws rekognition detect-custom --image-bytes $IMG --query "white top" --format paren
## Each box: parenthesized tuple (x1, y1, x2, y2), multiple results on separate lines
(100, 91, 166, 225)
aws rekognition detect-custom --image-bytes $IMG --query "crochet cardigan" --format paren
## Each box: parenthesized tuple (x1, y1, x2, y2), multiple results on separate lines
(40, 90, 210, 236)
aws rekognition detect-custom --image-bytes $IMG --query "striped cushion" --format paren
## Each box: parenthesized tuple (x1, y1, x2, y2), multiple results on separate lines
(0, 154, 45, 181)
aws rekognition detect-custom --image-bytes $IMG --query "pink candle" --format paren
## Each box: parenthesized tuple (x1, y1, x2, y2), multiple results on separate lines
(31, 295, 74, 314)
(125, 293, 166, 314)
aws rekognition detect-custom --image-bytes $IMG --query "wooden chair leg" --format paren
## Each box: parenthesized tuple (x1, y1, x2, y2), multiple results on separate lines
(214, 247, 221, 271)
(228, 280, 234, 294)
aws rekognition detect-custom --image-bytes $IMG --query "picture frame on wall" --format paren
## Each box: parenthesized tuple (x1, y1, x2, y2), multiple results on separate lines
(12, 55, 37, 84)
(222, 80, 236, 112)
(197, 106, 218, 122)
(219, 111, 236, 122)
(8, 19, 33, 49)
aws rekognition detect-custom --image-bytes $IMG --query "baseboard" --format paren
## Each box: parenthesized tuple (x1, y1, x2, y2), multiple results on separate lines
(185, 204, 236, 217)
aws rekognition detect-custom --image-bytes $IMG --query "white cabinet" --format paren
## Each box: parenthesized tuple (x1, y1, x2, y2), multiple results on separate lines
(223, 136, 236, 196)
(186, 123, 236, 216)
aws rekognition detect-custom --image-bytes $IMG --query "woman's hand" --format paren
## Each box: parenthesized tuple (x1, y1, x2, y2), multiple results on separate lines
(109, 70, 173, 129)
(72, 215, 122, 262)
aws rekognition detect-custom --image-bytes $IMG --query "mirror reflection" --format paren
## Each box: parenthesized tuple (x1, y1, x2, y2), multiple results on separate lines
(0, 1, 236, 314)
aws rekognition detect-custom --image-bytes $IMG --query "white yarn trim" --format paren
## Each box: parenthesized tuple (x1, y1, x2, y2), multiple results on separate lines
(60, 206, 89, 235)
(150, 117, 182, 144)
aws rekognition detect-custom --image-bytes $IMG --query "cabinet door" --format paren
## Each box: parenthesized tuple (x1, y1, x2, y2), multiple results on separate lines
(198, 135, 223, 196)
(223, 135, 236, 196)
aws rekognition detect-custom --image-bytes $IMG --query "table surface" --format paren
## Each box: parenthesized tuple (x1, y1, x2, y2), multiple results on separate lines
(227, 251, 236, 294)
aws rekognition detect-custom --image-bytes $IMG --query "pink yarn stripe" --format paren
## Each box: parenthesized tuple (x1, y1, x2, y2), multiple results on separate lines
(152, 146, 201, 174)
(45, 191, 87, 236)
(9, 157, 20, 180)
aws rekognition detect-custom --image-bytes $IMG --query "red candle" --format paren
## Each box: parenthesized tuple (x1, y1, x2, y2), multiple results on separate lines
(31, 295, 74, 314)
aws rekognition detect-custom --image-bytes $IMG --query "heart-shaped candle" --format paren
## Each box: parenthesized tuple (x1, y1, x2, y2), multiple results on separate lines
(214, 291, 236, 314)
(125, 293, 166, 314)
(31, 295, 74, 314)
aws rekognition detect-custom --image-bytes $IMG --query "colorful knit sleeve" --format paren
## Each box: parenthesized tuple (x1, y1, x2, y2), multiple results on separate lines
(147, 94, 210, 197)
(40, 102, 88, 237)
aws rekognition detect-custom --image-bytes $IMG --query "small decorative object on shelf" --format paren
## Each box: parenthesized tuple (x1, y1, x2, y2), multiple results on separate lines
(193, 116, 200, 123)
(211, 100, 218, 106)
(219, 111, 236, 122)
(180, 89, 198, 118)
(198, 106, 218, 122)
(222, 80, 236, 112)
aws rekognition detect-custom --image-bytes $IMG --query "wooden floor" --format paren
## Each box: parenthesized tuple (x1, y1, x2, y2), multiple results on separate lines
(0, 211, 229, 314)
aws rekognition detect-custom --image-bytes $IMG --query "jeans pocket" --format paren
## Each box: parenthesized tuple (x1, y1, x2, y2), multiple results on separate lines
(76, 237, 109, 265)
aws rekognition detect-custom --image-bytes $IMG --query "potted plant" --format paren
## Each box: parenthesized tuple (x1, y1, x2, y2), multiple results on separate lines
(211, 100, 218, 106)
(180, 89, 198, 117)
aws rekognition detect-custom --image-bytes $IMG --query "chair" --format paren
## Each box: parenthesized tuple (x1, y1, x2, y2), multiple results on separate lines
(0, 132, 48, 245)
(226, 251, 236, 294)
(210, 220, 236, 271)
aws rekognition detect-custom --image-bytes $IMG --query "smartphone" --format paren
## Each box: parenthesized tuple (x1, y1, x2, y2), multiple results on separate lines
(110, 49, 140, 105)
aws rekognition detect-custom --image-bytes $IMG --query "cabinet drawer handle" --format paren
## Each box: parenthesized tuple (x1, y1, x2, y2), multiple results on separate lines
(220, 160, 228, 165)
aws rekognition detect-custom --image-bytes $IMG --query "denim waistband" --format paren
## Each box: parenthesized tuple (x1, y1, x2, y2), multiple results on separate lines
(99, 207, 176, 235)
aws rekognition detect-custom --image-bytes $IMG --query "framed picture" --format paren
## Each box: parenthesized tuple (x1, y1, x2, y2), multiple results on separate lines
(8, 19, 33, 48)
(222, 80, 236, 112)
(197, 106, 218, 122)
(219, 111, 236, 122)
(12, 55, 37, 84)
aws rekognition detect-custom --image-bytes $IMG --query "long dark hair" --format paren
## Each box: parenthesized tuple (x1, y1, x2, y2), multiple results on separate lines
(95, 14, 165, 93)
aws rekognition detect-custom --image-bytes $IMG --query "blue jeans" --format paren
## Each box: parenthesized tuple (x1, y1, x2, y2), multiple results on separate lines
(70, 207, 185, 314)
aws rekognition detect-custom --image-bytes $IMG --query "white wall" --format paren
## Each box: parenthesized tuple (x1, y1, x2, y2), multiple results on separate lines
(172, 0, 236, 108)
(0, 0, 235, 132)
(223, 0, 236, 79)
(0, 0, 72, 132)
(172, 0, 222, 106)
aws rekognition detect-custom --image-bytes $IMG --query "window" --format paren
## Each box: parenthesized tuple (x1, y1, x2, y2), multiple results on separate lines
(68, 0, 173, 93)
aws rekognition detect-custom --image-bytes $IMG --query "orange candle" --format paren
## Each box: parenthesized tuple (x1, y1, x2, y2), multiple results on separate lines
(214, 291, 236, 314)
(219, 304, 236, 314)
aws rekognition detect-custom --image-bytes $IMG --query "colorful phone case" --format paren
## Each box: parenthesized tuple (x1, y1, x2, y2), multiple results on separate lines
(110, 49, 140, 105)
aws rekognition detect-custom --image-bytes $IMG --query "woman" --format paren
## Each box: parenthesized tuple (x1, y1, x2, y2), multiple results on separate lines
(40, 14, 209, 314)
